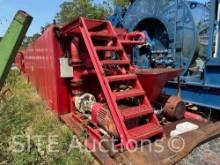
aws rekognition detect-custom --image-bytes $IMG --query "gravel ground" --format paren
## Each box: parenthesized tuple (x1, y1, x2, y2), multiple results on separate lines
(177, 137, 220, 165)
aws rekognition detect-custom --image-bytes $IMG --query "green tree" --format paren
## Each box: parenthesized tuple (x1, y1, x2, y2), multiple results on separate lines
(20, 23, 52, 49)
(20, 33, 40, 49)
(55, 0, 111, 24)
(113, 0, 130, 8)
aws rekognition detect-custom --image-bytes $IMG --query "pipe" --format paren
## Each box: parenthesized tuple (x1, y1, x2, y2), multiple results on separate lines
(209, 0, 217, 58)
(81, 69, 96, 76)
(105, 40, 113, 59)
(184, 111, 208, 122)
(214, 1, 220, 58)
(177, 76, 181, 97)
(127, 31, 146, 45)
(120, 31, 146, 45)
(70, 37, 84, 95)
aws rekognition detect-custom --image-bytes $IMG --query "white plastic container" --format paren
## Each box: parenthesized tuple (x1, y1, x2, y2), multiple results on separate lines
(170, 122, 199, 137)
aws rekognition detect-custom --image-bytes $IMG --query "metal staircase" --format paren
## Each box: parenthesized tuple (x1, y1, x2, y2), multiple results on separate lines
(63, 17, 163, 149)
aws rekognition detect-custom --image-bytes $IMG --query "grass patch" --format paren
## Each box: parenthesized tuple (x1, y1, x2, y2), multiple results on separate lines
(0, 70, 95, 165)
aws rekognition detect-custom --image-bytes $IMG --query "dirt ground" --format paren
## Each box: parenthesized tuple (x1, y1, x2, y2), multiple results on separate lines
(177, 137, 220, 165)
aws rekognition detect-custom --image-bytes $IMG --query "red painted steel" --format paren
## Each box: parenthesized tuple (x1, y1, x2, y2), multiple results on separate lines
(16, 17, 166, 151)
(14, 17, 216, 164)
(91, 103, 118, 137)
(17, 26, 69, 116)
(15, 52, 24, 72)
(119, 31, 146, 45)
(60, 17, 163, 149)
(136, 68, 182, 104)
(184, 112, 208, 122)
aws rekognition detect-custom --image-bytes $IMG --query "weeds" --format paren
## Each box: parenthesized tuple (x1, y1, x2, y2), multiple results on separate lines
(0, 70, 95, 165)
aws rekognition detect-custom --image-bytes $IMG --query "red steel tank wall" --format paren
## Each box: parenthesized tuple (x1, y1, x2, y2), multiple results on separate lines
(19, 26, 70, 116)
(15, 52, 23, 72)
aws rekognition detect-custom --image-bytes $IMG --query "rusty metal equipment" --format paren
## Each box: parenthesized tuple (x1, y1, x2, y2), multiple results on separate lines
(164, 96, 186, 120)
(15, 17, 220, 164)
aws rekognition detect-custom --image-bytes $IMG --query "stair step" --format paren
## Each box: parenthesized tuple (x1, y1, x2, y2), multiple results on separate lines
(120, 40, 144, 45)
(78, 17, 163, 148)
(96, 46, 123, 52)
(101, 60, 130, 65)
(114, 89, 145, 101)
(121, 105, 153, 120)
(84, 19, 107, 31)
(90, 32, 117, 39)
(128, 123, 163, 141)
(107, 74, 137, 82)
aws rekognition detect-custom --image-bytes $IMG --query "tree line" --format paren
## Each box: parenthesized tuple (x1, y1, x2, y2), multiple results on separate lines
(21, 0, 130, 49)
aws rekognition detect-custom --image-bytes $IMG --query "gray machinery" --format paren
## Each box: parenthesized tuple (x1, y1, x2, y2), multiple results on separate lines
(109, 0, 220, 110)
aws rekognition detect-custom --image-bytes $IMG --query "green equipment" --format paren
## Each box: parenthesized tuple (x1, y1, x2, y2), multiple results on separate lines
(0, 10, 32, 90)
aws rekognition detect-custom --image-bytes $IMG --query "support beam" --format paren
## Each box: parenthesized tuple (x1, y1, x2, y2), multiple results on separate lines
(0, 10, 32, 90)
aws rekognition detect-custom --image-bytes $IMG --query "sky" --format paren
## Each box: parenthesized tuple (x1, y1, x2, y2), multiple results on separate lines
(0, 0, 104, 36)
(0, 0, 65, 36)
(0, 0, 208, 37)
